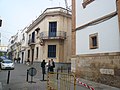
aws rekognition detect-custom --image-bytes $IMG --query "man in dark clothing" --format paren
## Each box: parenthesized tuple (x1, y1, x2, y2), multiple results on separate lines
(41, 60, 46, 80)
(18, 57, 21, 63)
(14, 57, 17, 63)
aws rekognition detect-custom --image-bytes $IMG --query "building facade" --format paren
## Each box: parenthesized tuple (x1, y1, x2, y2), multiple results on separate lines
(8, 33, 21, 60)
(0, 45, 7, 56)
(0, 45, 7, 52)
(71, 0, 120, 88)
(25, 7, 72, 64)
(18, 27, 28, 63)
(8, 28, 28, 63)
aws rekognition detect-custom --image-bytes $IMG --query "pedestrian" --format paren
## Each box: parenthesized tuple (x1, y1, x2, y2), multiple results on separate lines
(18, 57, 21, 63)
(41, 60, 46, 80)
(49, 59, 55, 72)
(27, 58, 30, 65)
(46, 60, 51, 73)
(14, 57, 17, 63)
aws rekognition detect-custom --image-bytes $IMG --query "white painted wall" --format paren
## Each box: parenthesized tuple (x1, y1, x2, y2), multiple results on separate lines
(76, 0, 117, 28)
(76, 15, 120, 54)
(76, 0, 120, 54)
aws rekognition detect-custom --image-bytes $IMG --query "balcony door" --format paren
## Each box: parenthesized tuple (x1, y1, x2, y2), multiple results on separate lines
(49, 22, 57, 37)
(32, 32, 35, 43)
(31, 49, 34, 64)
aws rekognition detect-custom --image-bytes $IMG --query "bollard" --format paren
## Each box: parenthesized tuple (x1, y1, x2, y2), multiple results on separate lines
(7, 70, 10, 84)
(26, 69, 29, 82)
(61, 66, 63, 72)
(57, 68, 59, 80)
(31, 68, 33, 82)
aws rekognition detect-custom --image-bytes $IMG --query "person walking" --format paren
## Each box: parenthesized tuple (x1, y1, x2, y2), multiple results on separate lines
(26, 58, 30, 65)
(49, 59, 55, 72)
(46, 60, 51, 73)
(41, 60, 46, 81)
(18, 57, 21, 63)
(14, 57, 17, 63)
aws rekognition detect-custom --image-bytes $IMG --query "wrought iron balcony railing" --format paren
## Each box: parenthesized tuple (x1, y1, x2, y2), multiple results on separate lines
(40, 31, 66, 40)
(28, 39, 35, 46)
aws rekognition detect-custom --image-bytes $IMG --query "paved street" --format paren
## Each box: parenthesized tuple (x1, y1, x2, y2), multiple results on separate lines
(0, 63, 120, 90)
(0, 63, 47, 90)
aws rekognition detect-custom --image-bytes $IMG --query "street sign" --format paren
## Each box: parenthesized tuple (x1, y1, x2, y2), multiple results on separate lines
(28, 67, 37, 76)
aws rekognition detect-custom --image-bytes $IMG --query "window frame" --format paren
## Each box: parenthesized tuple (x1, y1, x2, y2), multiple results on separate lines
(48, 45, 56, 58)
(49, 22, 57, 37)
(22, 33, 25, 40)
(89, 33, 98, 49)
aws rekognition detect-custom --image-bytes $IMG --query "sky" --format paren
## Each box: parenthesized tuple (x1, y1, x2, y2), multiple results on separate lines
(0, 0, 71, 46)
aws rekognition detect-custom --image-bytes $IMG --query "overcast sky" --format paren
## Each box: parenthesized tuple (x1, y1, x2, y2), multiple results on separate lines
(0, 0, 71, 45)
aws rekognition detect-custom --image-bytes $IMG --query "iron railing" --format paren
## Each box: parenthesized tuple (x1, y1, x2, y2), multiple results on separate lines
(40, 31, 66, 40)
(28, 39, 35, 45)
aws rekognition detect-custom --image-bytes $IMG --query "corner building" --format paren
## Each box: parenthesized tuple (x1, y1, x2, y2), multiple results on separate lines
(26, 7, 72, 64)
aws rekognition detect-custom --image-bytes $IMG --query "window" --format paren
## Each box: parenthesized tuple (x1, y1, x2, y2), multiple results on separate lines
(36, 47, 39, 58)
(22, 33, 25, 40)
(49, 22, 57, 37)
(48, 45, 56, 58)
(28, 50, 30, 59)
(32, 32, 35, 43)
(89, 33, 98, 49)
(28, 34, 31, 44)
(29, 34, 31, 40)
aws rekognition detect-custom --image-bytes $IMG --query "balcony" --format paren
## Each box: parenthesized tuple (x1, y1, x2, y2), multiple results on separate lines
(40, 31, 66, 40)
(28, 39, 35, 47)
